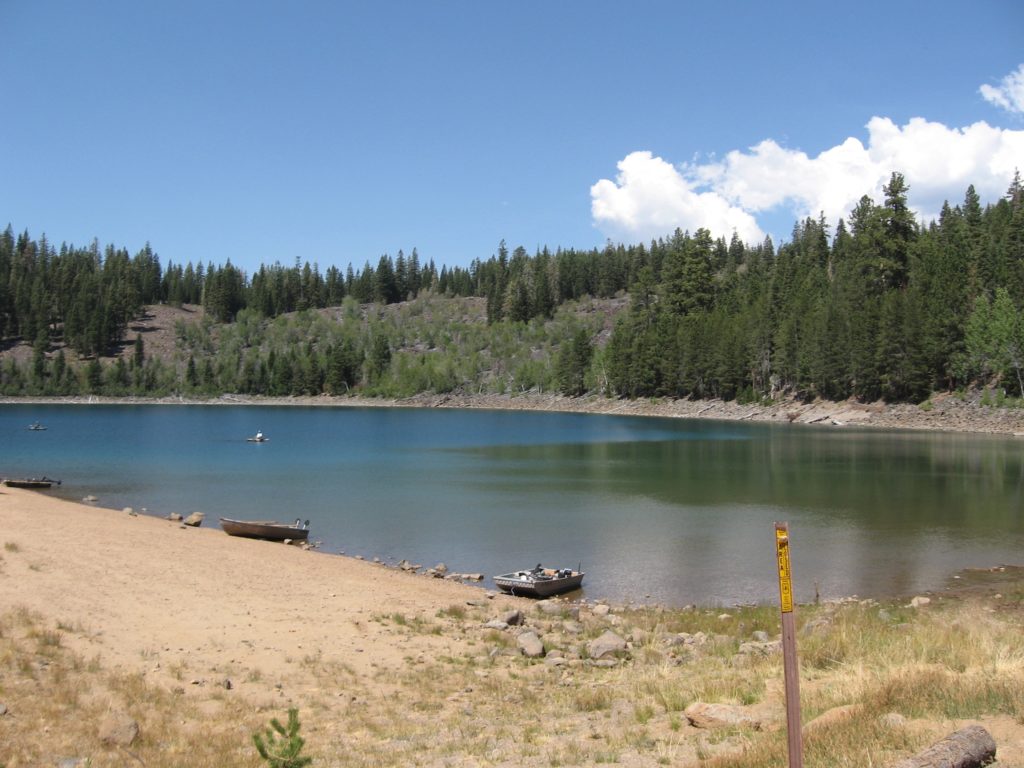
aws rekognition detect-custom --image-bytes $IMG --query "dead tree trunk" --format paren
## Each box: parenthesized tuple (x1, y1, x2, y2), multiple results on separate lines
(891, 725, 996, 768)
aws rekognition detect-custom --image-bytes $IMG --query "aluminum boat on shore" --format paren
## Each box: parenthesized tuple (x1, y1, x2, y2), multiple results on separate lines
(493, 565, 584, 597)
(219, 517, 309, 542)
(3, 477, 60, 489)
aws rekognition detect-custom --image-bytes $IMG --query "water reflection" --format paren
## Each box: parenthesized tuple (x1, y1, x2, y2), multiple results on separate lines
(1, 405, 1022, 606)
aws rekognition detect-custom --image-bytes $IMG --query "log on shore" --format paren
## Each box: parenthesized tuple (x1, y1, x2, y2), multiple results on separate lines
(891, 725, 996, 768)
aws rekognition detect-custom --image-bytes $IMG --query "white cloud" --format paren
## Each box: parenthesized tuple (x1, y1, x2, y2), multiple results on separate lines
(591, 117, 1024, 245)
(589, 151, 765, 244)
(980, 64, 1024, 115)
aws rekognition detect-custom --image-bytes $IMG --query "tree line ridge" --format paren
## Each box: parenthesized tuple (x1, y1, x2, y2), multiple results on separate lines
(1, 172, 1022, 404)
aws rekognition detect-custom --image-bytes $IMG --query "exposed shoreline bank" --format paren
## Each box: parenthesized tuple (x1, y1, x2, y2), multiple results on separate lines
(3, 485, 1024, 767)
(3, 389, 1024, 436)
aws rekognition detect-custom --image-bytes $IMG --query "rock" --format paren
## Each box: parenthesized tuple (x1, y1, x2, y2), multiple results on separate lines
(737, 640, 781, 656)
(803, 704, 861, 734)
(588, 630, 627, 659)
(752, 630, 769, 642)
(433, 562, 448, 575)
(685, 702, 761, 730)
(591, 604, 611, 617)
(123, 506, 136, 516)
(502, 609, 524, 626)
(483, 619, 509, 631)
(397, 559, 419, 572)
(562, 620, 583, 635)
(909, 596, 931, 608)
(538, 600, 567, 616)
(463, 573, 484, 581)
(0, 703, 6, 715)
(517, 631, 545, 658)
(98, 711, 140, 746)
(221, 678, 233, 690)
(82, 495, 98, 503)
(57, 760, 90, 768)
(183, 512, 204, 527)
(167, 512, 183, 521)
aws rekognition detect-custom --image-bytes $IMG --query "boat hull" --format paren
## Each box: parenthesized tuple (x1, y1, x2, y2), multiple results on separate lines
(219, 518, 309, 542)
(493, 570, 584, 598)
(3, 478, 57, 489)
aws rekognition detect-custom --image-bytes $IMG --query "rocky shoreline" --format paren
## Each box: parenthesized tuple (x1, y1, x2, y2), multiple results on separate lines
(4, 389, 1023, 436)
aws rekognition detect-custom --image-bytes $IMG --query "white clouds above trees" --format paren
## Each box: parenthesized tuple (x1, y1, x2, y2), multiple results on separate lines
(592, 65, 1024, 246)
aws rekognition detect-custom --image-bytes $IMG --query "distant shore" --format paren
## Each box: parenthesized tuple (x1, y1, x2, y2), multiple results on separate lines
(3, 389, 1023, 436)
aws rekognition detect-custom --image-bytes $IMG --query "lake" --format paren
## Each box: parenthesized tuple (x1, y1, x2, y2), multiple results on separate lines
(1, 403, 1022, 606)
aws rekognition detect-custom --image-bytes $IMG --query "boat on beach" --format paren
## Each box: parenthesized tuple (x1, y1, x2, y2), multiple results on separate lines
(493, 564, 584, 597)
(219, 517, 309, 542)
(3, 477, 60, 489)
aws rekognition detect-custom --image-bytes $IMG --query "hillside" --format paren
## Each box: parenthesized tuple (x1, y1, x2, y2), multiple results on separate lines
(2, 293, 1023, 436)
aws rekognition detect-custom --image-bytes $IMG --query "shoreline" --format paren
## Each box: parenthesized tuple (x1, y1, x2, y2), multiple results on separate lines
(4, 486, 1024, 765)
(3, 388, 1024, 436)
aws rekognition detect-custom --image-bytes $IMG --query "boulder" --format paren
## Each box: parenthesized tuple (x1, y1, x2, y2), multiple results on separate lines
(167, 512, 183, 522)
(737, 640, 781, 656)
(517, 631, 545, 658)
(562, 620, 583, 635)
(538, 600, 567, 616)
(803, 703, 861, 734)
(502, 609, 524, 626)
(183, 512, 204, 527)
(684, 702, 761, 730)
(909, 596, 931, 608)
(98, 711, 139, 747)
(588, 630, 627, 659)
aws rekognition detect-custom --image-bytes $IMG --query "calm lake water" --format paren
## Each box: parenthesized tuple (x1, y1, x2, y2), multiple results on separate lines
(1, 403, 1022, 606)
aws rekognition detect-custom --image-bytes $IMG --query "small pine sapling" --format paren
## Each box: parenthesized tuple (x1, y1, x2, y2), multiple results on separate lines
(253, 707, 312, 767)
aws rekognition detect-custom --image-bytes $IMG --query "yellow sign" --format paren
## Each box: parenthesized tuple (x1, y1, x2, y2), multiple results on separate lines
(776, 526, 794, 613)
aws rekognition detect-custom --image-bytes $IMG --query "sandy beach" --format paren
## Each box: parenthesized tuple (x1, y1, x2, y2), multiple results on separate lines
(0, 486, 507, 685)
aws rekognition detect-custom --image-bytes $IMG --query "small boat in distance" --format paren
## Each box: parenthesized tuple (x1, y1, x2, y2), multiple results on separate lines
(247, 430, 268, 443)
(3, 476, 60, 489)
(28, 422, 46, 431)
(493, 564, 584, 598)
(219, 517, 309, 542)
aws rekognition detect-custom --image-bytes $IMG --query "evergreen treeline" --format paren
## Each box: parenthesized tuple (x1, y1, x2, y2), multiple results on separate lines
(1, 172, 1022, 402)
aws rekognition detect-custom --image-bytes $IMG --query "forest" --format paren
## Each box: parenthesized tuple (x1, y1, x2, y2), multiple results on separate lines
(0, 172, 1022, 404)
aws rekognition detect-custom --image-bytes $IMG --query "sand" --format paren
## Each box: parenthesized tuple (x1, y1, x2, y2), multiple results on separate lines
(0, 486, 513, 699)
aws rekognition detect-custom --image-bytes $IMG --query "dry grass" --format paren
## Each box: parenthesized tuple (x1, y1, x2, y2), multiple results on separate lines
(1, 584, 1023, 767)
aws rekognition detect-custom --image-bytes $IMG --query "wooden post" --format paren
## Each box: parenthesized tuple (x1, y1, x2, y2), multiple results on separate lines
(775, 522, 803, 768)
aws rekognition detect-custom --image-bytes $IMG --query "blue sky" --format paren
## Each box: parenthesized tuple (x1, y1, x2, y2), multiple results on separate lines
(2, 2, 1022, 275)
